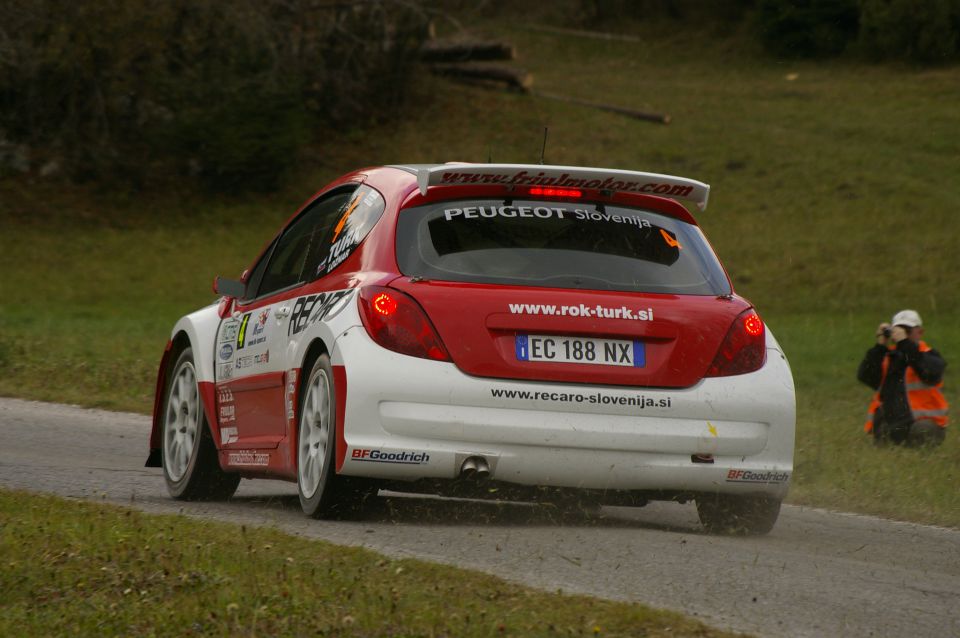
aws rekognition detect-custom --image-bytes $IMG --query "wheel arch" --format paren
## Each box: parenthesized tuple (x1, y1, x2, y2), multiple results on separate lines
(288, 336, 352, 476)
(288, 337, 330, 468)
(147, 304, 222, 467)
(147, 331, 192, 466)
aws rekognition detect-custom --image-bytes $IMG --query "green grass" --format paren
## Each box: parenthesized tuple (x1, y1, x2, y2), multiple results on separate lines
(0, 488, 736, 637)
(2, 20, 959, 526)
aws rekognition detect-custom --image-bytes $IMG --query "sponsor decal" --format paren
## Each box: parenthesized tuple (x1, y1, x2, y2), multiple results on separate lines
(218, 343, 234, 361)
(508, 303, 654, 321)
(217, 386, 234, 404)
(331, 194, 361, 244)
(438, 169, 696, 198)
(236, 313, 251, 350)
(228, 450, 269, 467)
(220, 426, 239, 445)
(235, 351, 269, 370)
(219, 404, 236, 424)
(725, 469, 790, 484)
(285, 370, 297, 421)
(443, 205, 568, 221)
(219, 320, 239, 344)
(441, 205, 655, 230)
(218, 363, 234, 380)
(350, 449, 431, 465)
(490, 387, 671, 409)
(316, 185, 385, 276)
(235, 310, 270, 349)
(288, 289, 354, 336)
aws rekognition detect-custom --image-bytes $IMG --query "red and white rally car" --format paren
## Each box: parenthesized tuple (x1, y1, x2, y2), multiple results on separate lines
(147, 163, 795, 534)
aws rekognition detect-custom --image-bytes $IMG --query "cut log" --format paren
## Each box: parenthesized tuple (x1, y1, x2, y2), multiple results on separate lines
(534, 91, 670, 124)
(430, 63, 532, 92)
(522, 24, 644, 43)
(421, 39, 516, 63)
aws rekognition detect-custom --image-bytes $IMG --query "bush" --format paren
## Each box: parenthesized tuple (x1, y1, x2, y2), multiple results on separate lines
(0, 0, 428, 191)
(858, 0, 960, 64)
(754, 0, 861, 58)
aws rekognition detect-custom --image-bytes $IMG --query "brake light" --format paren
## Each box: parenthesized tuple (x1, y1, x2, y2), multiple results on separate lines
(529, 187, 582, 198)
(705, 310, 766, 377)
(372, 292, 397, 316)
(358, 286, 450, 361)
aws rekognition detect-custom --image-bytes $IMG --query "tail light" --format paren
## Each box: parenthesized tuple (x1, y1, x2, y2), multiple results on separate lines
(358, 286, 450, 361)
(705, 309, 766, 377)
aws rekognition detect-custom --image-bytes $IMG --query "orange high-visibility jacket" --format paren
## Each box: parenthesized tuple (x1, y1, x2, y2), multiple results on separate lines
(864, 341, 949, 432)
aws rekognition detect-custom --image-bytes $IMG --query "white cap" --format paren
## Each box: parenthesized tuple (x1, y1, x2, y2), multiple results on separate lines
(891, 309, 922, 328)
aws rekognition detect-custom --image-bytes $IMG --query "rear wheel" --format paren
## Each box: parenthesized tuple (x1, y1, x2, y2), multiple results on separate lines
(696, 493, 781, 535)
(297, 354, 378, 518)
(162, 347, 240, 500)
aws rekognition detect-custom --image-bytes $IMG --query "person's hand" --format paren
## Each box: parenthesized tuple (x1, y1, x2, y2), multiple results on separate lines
(876, 322, 891, 346)
(889, 325, 908, 344)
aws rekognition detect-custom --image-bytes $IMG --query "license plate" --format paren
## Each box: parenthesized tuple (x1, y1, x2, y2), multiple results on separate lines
(516, 334, 645, 367)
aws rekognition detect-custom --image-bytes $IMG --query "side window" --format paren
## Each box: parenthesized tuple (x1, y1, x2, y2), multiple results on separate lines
(254, 187, 358, 299)
(310, 184, 386, 278)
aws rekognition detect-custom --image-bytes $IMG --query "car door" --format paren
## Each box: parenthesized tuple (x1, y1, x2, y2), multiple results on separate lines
(214, 186, 360, 452)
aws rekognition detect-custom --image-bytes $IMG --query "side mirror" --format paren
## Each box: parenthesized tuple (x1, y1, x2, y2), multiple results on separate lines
(212, 276, 246, 299)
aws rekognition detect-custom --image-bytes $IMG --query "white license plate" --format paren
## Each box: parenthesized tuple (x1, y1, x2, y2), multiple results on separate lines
(516, 334, 645, 367)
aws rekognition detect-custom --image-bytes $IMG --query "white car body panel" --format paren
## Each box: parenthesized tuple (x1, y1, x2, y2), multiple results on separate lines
(332, 321, 795, 497)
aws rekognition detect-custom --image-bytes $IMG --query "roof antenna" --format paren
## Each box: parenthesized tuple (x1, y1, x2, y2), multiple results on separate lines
(487, 144, 492, 163)
(539, 127, 548, 164)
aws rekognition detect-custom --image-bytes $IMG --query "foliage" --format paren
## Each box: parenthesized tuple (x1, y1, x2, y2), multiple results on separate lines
(753, 0, 861, 57)
(858, 0, 960, 64)
(0, 0, 428, 190)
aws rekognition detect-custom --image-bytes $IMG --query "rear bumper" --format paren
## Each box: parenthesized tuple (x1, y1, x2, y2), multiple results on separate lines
(334, 326, 795, 498)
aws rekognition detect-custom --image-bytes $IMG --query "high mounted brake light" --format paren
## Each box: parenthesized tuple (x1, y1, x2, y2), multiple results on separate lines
(529, 187, 582, 198)
(392, 163, 711, 210)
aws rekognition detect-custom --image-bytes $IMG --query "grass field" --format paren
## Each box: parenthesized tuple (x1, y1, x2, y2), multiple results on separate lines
(0, 488, 735, 637)
(2, 16, 958, 532)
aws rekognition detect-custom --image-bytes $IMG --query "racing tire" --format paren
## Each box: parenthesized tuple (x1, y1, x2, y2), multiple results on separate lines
(297, 354, 378, 519)
(162, 347, 240, 500)
(696, 493, 781, 536)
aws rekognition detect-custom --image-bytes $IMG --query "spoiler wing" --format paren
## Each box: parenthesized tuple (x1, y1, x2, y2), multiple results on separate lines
(392, 163, 710, 211)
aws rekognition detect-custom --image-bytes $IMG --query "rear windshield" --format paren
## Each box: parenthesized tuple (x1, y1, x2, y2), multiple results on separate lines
(395, 199, 731, 295)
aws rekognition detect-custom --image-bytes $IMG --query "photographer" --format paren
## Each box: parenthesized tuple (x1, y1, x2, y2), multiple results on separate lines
(858, 310, 948, 447)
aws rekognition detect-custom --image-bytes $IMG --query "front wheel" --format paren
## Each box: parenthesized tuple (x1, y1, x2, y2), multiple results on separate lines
(162, 347, 240, 500)
(696, 493, 781, 535)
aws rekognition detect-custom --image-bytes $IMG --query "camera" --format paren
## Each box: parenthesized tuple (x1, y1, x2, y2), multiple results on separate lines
(882, 327, 892, 338)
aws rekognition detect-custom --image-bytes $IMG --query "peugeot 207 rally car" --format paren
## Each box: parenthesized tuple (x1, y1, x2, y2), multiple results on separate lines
(146, 163, 795, 535)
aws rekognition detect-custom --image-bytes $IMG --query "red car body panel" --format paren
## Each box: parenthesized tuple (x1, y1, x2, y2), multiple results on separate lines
(390, 279, 752, 388)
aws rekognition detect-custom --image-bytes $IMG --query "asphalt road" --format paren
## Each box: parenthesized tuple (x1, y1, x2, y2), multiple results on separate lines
(1, 397, 958, 637)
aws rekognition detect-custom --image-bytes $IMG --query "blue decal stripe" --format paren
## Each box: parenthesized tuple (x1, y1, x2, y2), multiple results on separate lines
(633, 341, 646, 368)
(516, 334, 529, 361)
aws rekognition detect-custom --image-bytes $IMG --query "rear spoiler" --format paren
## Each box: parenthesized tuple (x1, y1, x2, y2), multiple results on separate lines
(393, 163, 710, 211)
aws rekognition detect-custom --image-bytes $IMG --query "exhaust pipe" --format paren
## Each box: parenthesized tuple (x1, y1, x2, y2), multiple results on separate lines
(474, 458, 490, 479)
(459, 456, 490, 480)
(460, 457, 478, 478)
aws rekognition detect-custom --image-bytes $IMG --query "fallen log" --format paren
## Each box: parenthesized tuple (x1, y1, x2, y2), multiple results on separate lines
(421, 39, 516, 63)
(534, 91, 670, 124)
(522, 24, 644, 43)
(430, 63, 532, 92)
